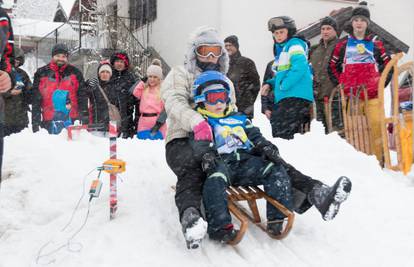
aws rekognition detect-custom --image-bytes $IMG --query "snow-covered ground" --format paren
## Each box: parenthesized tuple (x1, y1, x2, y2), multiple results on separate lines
(1, 111, 414, 267)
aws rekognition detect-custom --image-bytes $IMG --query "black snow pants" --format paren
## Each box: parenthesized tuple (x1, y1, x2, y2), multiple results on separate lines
(165, 137, 322, 220)
(166, 138, 206, 219)
(271, 97, 312, 139)
(203, 152, 293, 233)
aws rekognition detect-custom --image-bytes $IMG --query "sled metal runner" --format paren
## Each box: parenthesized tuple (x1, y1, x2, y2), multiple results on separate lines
(226, 185, 295, 244)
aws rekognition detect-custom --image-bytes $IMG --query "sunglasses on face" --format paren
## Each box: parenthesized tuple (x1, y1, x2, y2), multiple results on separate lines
(268, 17, 285, 32)
(196, 45, 223, 58)
(204, 89, 229, 105)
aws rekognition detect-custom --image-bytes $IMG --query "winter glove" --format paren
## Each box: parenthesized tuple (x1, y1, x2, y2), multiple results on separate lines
(193, 120, 213, 141)
(192, 140, 215, 161)
(86, 78, 99, 89)
(262, 145, 282, 165)
(200, 150, 217, 174)
(32, 124, 39, 133)
(191, 140, 222, 175)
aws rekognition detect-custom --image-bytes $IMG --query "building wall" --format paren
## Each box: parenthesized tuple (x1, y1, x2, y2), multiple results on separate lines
(150, 0, 413, 78)
(149, 0, 221, 68)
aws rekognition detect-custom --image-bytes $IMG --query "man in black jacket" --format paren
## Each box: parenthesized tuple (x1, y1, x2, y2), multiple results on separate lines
(224, 35, 260, 119)
(110, 51, 137, 138)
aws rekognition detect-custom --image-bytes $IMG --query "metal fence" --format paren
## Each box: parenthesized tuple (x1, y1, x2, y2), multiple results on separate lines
(33, 12, 169, 80)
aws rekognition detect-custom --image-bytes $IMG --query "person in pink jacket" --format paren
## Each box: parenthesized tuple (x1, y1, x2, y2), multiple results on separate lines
(132, 59, 166, 140)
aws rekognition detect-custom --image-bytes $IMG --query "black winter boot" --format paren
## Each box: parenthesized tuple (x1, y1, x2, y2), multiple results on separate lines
(209, 224, 238, 243)
(181, 207, 207, 249)
(308, 176, 352, 221)
(266, 220, 284, 236)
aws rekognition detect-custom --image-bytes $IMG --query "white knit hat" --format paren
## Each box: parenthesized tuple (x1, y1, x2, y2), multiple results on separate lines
(146, 64, 163, 79)
(98, 64, 112, 75)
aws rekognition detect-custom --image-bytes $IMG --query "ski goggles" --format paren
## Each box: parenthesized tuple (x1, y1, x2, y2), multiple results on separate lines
(195, 44, 223, 58)
(204, 89, 229, 105)
(268, 17, 286, 32)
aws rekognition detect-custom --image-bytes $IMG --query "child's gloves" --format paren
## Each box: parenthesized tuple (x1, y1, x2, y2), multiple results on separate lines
(193, 120, 213, 141)
(262, 145, 282, 164)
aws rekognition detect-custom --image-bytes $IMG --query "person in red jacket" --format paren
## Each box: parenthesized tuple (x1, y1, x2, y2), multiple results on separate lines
(31, 43, 89, 134)
(328, 2, 391, 164)
(0, 2, 13, 184)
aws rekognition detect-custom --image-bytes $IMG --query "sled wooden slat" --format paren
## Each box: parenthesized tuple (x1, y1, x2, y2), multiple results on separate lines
(233, 186, 261, 223)
(362, 88, 372, 155)
(340, 88, 350, 143)
(226, 186, 294, 240)
(338, 85, 373, 155)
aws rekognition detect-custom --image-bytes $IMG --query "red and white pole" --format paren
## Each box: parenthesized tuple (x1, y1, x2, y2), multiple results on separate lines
(108, 120, 118, 219)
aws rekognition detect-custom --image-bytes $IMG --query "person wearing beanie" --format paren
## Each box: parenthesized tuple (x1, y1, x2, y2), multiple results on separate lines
(160, 26, 237, 249)
(3, 47, 33, 137)
(224, 35, 260, 119)
(328, 1, 391, 165)
(262, 16, 314, 139)
(309, 16, 341, 134)
(52, 43, 69, 57)
(109, 51, 137, 138)
(131, 59, 166, 140)
(31, 42, 88, 134)
(85, 61, 118, 134)
(351, 1, 370, 23)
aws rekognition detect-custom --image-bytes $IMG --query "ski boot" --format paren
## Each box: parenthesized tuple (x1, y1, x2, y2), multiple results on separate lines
(209, 224, 238, 243)
(181, 207, 208, 249)
(309, 176, 352, 221)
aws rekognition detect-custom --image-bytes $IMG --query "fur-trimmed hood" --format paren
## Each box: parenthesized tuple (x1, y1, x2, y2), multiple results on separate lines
(184, 26, 229, 76)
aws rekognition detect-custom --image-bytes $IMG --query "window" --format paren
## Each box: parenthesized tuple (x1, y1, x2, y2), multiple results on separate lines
(129, 0, 157, 30)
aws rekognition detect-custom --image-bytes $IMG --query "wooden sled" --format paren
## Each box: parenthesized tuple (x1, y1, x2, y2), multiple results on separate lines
(226, 185, 295, 244)
(379, 53, 414, 173)
(171, 185, 294, 245)
(333, 85, 372, 155)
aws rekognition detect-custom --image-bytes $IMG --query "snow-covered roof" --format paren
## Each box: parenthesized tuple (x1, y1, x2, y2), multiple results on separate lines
(1, 0, 14, 9)
(59, 0, 77, 18)
(13, 18, 66, 39)
(14, 0, 59, 21)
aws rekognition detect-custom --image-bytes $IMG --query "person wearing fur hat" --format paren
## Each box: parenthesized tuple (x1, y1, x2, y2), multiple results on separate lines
(160, 26, 237, 249)
(131, 59, 166, 140)
(86, 61, 117, 133)
(328, 1, 391, 164)
(161, 26, 348, 250)
(261, 16, 314, 139)
(32, 43, 89, 134)
(224, 35, 260, 119)
(309, 16, 342, 134)
(109, 51, 137, 138)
